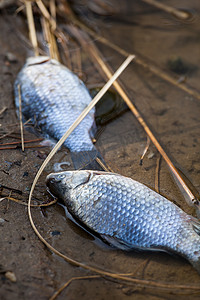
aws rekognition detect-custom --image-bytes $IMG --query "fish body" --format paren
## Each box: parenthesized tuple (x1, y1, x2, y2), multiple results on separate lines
(14, 56, 104, 169)
(46, 170, 200, 273)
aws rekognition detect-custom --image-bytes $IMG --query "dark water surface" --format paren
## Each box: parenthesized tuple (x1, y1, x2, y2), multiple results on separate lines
(0, 1, 200, 299)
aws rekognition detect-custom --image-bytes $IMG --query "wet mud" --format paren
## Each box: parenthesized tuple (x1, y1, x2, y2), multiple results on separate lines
(0, 1, 200, 299)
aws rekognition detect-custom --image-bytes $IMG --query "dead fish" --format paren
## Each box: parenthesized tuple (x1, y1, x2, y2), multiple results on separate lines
(14, 56, 105, 170)
(46, 170, 200, 274)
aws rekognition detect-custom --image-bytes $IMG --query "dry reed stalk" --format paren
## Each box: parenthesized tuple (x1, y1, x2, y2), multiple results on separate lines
(0, 145, 46, 150)
(48, 3, 59, 60)
(25, 0, 39, 56)
(1, 196, 57, 207)
(36, 0, 62, 61)
(36, 0, 56, 29)
(40, 15, 59, 59)
(0, 138, 43, 146)
(142, 0, 189, 20)
(49, 0, 56, 23)
(0, 132, 16, 140)
(67, 26, 200, 213)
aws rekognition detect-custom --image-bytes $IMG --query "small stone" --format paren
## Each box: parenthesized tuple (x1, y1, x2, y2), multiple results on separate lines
(5, 271, 17, 282)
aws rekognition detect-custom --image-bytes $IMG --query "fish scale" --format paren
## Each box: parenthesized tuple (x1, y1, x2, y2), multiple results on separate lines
(46, 170, 200, 274)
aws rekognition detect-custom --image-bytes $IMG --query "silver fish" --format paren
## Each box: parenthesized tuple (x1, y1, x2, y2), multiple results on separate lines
(46, 170, 200, 274)
(14, 56, 104, 170)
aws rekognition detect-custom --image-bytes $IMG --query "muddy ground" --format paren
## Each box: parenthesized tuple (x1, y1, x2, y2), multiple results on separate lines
(0, 0, 200, 299)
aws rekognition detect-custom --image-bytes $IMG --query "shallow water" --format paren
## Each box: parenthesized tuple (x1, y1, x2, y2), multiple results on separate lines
(0, 1, 200, 299)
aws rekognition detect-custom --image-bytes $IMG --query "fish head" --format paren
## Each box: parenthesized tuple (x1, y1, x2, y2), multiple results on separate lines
(46, 170, 91, 200)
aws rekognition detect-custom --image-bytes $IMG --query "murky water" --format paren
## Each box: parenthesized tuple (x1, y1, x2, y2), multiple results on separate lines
(0, 1, 200, 299)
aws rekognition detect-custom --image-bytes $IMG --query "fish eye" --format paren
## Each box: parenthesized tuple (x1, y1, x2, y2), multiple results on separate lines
(58, 174, 66, 179)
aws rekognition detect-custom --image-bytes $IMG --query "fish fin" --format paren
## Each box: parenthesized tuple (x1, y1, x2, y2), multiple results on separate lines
(100, 234, 132, 250)
(101, 235, 169, 252)
(71, 149, 109, 171)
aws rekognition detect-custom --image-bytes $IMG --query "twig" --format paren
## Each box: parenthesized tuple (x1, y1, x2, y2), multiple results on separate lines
(68, 27, 200, 213)
(142, 0, 189, 20)
(40, 15, 59, 60)
(36, 0, 56, 29)
(1, 196, 57, 207)
(15, 3, 25, 15)
(5, 134, 21, 139)
(0, 132, 15, 140)
(50, 275, 101, 300)
(37, 1, 60, 60)
(35, 0, 72, 69)
(49, 0, 56, 23)
(0, 138, 43, 146)
(140, 136, 150, 165)
(0, 184, 22, 195)
(25, 0, 39, 56)
(0, 144, 47, 150)
(17, 85, 24, 152)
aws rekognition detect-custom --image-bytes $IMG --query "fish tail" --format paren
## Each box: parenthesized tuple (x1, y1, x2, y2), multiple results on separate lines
(71, 148, 109, 171)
